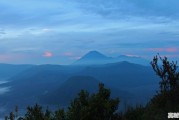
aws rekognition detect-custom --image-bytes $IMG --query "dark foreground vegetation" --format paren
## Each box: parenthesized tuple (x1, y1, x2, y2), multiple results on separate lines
(4, 55, 179, 120)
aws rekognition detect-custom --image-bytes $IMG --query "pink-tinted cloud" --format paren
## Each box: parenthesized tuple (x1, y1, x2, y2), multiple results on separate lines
(0, 54, 28, 63)
(0, 55, 11, 61)
(165, 48, 178, 52)
(62, 52, 73, 57)
(62, 52, 81, 60)
(147, 47, 178, 53)
(43, 52, 53, 57)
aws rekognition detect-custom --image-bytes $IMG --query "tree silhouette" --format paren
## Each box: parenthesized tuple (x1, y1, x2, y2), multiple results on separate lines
(6, 55, 179, 120)
(121, 55, 179, 120)
(54, 109, 66, 120)
(151, 55, 179, 93)
(142, 55, 179, 120)
(6, 83, 119, 120)
(67, 83, 119, 120)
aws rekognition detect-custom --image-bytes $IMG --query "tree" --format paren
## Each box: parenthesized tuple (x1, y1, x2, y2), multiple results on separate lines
(151, 55, 179, 93)
(143, 55, 179, 120)
(54, 109, 66, 120)
(150, 55, 179, 108)
(6, 83, 119, 120)
(121, 55, 179, 120)
(122, 105, 145, 120)
(66, 83, 120, 120)
(20, 104, 53, 120)
(5, 108, 17, 120)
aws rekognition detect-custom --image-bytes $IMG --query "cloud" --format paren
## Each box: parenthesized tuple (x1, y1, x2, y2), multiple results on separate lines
(124, 54, 142, 58)
(0, 54, 11, 61)
(147, 48, 178, 53)
(0, 0, 179, 64)
(62, 52, 82, 60)
(0, 29, 6, 35)
(60, 51, 86, 61)
(43, 52, 53, 57)
(0, 53, 28, 63)
(0, 87, 10, 95)
(72, 56, 81, 60)
(11, 47, 39, 53)
(62, 52, 73, 57)
(74, 0, 179, 20)
(126, 0, 179, 17)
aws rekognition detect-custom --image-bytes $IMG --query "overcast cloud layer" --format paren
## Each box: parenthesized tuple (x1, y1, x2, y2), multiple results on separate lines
(0, 0, 179, 64)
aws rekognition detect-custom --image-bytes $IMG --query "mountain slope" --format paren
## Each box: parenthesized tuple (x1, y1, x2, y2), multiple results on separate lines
(1, 65, 86, 108)
(73, 51, 111, 65)
(0, 63, 33, 79)
(77, 61, 157, 88)
(1, 62, 159, 112)
(42, 76, 130, 106)
(6, 65, 86, 97)
(117, 55, 150, 66)
(42, 76, 100, 105)
(73, 51, 149, 66)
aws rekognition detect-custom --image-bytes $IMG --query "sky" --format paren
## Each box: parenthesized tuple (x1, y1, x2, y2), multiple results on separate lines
(0, 0, 179, 64)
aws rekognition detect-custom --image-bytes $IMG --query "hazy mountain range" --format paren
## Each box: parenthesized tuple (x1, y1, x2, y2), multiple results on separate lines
(0, 64, 33, 79)
(73, 51, 150, 65)
(0, 51, 158, 116)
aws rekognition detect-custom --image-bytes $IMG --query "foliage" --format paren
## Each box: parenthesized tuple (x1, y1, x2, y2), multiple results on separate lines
(151, 55, 179, 93)
(5, 54, 179, 120)
(122, 105, 145, 120)
(67, 83, 119, 120)
(121, 55, 179, 120)
(5, 83, 119, 120)
(143, 55, 179, 120)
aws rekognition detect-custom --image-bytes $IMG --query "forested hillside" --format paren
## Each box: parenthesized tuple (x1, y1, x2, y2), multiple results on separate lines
(4, 55, 179, 120)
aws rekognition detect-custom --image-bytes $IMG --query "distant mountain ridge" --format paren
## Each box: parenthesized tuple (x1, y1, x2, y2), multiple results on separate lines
(117, 55, 150, 65)
(80, 51, 109, 59)
(1, 61, 158, 108)
(73, 51, 149, 66)
(73, 51, 111, 65)
(0, 63, 34, 79)
(42, 76, 100, 105)
(42, 75, 130, 106)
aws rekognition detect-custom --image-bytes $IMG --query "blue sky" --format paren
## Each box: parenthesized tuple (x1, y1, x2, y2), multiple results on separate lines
(0, 0, 179, 64)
